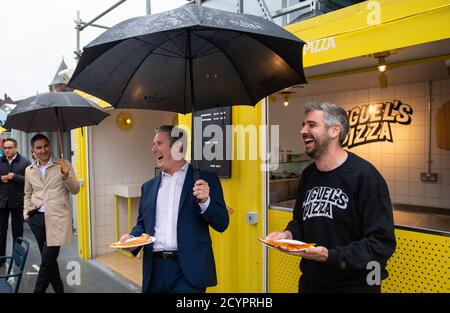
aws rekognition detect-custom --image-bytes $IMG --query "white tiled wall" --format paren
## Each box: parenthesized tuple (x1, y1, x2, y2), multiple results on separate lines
(270, 78, 450, 209)
(90, 109, 175, 256)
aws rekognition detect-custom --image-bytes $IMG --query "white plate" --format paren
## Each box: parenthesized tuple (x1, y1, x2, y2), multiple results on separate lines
(258, 237, 315, 252)
(109, 236, 155, 249)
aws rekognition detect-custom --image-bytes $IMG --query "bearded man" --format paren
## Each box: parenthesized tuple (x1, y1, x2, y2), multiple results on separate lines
(268, 102, 396, 293)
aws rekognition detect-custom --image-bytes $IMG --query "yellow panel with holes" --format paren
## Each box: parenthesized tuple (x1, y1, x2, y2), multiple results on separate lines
(268, 209, 301, 292)
(268, 209, 450, 293)
(383, 228, 449, 293)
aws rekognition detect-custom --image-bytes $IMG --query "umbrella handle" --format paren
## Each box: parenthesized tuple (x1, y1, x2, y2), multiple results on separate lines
(57, 130, 64, 160)
(194, 167, 200, 181)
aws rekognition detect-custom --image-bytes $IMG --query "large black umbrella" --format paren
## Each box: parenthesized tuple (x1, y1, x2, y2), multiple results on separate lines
(4, 91, 110, 159)
(67, 3, 307, 113)
(68, 3, 306, 176)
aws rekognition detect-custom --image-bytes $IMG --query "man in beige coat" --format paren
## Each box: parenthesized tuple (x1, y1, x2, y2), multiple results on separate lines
(24, 134, 80, 293)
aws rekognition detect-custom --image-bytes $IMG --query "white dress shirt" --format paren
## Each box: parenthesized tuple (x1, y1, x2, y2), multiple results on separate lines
(153, 162, 210, 252)
(36, 156, 53, 213)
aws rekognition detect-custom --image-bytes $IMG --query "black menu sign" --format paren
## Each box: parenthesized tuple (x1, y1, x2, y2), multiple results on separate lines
(192, 106, 232, 178)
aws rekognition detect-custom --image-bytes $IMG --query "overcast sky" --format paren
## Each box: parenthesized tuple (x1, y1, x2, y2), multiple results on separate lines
(0, 0, 187, 101)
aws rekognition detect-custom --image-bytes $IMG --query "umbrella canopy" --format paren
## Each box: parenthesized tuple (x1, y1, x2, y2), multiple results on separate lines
(4, 92, 110, 133)
(67, 3, 307, 113)
(4, 91, 110, 159)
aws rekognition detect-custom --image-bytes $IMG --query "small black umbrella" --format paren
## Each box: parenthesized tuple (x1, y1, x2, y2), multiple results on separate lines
(67, 3, 307, 113)
(4, 91, 110, 159)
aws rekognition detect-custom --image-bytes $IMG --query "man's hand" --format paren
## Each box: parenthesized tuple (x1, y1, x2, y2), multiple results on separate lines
(60, 162, 69, 179)
(267, 230, 293, 240)
(1, 175, 8, 183)
(118, 233, 136, 252)
(285, 246, 329, 262)
(119, 233, 133, 242)
(6, 172, 14, 180)
(193, 179, 210, 203)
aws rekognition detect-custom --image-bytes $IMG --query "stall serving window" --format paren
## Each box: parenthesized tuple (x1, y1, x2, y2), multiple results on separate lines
(267, 39, 450, 235)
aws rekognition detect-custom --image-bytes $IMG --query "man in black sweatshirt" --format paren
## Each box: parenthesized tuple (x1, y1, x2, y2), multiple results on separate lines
(268, 102, 396, 293)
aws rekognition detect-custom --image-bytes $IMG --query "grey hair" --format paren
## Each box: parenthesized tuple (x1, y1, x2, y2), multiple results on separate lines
(155, 125, 186, 146)
(304, 102, 349, 145)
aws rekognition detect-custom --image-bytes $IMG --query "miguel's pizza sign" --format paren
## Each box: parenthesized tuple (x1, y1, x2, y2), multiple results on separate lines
(343, 100, 413, 149)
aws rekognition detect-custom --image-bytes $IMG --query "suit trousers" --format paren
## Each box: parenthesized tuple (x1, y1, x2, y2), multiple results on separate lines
(147, 256, 205, 293)
(28, 212, 64, 293)
(0, 207, 24, 263)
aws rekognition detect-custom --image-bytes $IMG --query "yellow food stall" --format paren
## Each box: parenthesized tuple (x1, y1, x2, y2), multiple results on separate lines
(71, 0, 450, 293)
(267, 0, 450, 293)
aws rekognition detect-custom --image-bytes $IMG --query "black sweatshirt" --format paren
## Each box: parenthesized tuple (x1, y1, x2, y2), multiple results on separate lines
(285, 152, 396, 290)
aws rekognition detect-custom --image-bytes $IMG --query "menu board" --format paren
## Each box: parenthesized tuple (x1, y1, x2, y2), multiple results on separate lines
(192, 106, 232, 178)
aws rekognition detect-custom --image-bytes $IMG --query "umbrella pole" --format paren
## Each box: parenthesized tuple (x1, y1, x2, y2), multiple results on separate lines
(56, 130, 64, 160)
(55, 108, 64, 160)
(187, 30, 200, 181)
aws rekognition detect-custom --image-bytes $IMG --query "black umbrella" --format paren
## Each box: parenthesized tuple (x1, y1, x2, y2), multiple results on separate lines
(67, 4, 307, 176)
(67, 3, 307, 113)
(4, 91, 110, 159)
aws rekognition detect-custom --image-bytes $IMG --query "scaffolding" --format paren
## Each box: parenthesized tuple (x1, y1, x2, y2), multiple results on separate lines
(73, 0, 363, 61)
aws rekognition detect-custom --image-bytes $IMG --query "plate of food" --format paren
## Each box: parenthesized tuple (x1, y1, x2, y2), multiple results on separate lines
(109, 233, 155, 249)
(258, 237, 316, 252)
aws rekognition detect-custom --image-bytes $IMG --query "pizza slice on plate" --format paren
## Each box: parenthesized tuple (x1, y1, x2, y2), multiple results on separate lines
(258, 237, 316, 251)
(109, 233, 154, 248)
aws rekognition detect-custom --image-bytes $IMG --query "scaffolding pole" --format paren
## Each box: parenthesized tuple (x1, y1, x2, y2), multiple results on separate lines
(74, 0, 128, 61)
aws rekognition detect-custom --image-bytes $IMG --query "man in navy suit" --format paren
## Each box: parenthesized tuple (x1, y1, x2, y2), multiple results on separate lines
(119, 125, 229, 293)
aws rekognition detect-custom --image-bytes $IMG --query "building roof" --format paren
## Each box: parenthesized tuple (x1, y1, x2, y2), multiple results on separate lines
(49, 58, 68, 86)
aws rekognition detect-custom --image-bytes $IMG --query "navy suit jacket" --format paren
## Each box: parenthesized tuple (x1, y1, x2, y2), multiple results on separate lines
(130, 165, 229, 292)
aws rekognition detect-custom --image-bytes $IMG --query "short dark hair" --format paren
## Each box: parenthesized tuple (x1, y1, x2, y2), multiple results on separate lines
(31, 134, 50, 147)
(155, 125, 185, 146)
(3, 138, 17, 147)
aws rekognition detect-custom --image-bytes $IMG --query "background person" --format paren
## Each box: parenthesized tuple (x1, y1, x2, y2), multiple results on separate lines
(0, 138, 31, 266)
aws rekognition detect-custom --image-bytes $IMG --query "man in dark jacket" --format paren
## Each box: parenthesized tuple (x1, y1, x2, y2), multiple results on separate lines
(0, 138, 31, 266)
(118, 126, 229, 293)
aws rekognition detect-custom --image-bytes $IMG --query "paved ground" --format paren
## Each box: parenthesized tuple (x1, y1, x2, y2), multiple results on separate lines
(1, 223, 140, 293)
